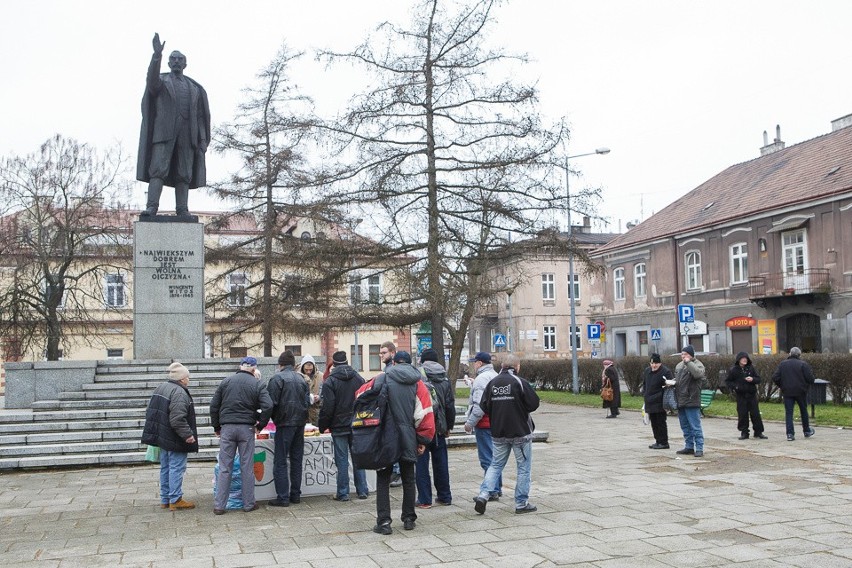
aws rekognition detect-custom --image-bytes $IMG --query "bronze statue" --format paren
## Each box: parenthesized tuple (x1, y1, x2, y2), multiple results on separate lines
(136, 33, 211, 217)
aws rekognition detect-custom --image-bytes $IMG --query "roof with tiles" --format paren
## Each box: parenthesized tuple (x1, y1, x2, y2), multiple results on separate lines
(597, 122, 852, 254)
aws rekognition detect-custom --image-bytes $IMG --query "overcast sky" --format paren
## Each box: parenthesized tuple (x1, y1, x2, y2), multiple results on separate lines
(2, 0, 851, 232)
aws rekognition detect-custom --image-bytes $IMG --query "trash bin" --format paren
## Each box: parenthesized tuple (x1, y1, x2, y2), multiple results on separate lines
(807, 379, 829, 405)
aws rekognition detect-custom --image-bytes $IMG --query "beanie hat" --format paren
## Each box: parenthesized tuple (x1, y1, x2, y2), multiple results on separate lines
(332, 351, 348, 365)
(278, 350, 296, 367)
(393, 351, 412, 364)
(681, 345, 695, 357)
(650, 353, 661, 364)
(168, 362, 189, 380)
(420, 348, 439, 364)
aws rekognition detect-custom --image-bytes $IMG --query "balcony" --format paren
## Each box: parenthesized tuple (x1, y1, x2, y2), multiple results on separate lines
(748, 269, 831, 307)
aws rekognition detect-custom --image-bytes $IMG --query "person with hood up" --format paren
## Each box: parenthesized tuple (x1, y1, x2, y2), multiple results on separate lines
(641, 354, 672, 449)
(415, 348, 456, 508)
(725, 352, 766, 440)
(357, 350, 435, 535)
(318, 351, 368, 501)
(771, 347, 816, 441)
(601, 359, 621, 418)
(300, 354, 321, 426)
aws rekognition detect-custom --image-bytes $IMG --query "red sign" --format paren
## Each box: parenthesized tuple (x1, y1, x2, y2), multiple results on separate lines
(595, 320, 606, 332)
(725, 316, 757, 328)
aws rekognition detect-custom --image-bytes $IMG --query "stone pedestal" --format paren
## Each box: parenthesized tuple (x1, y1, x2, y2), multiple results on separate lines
(133, 218, 205, 360)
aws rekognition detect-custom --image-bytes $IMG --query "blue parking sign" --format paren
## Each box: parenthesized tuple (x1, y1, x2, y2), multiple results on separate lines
(587, 324, 601, 340)
(677, 304, 694, 323)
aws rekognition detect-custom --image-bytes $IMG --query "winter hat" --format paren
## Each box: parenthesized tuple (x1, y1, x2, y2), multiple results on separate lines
(420, 348, 439, 364)
(393, 351, 412, 364)
(681, 345, 695, 357)
(332, 351, 348, 365)
(240, 356, 258, 367)
(168, 362, 189, 380)
(650, 353, 661, 364)
(278, 350, 296, 367)
(602, 359, 614, 367)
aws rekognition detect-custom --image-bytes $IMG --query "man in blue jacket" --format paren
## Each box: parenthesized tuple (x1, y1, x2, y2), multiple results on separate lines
(142, 362, 198, 511)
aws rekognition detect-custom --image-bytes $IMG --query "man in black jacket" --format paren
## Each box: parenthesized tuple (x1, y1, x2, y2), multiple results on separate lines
(210, 357, 273, 515)
(415, 348, 456, 508)
(473, 354, 540, 516)
(318, 351, 368, 501)
(772, 347, 816, 441)
(142, 362, 198, 511)
(726, 352, 766, 440)
(642, 353, 672, 449)
(261, 350, 310, 507)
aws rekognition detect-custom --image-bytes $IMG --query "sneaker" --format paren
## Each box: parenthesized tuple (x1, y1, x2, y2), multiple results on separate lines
(675, 448, 694, 455)
(694, 450, 704, 458)
(244, 503, 260, 512)
(333, 495, 350, 502)
(404, 519, 416, 530)
(473, 497, 487, 515)
(804, 428, 815, 438)
(169, 498, 195, 511)
(515, 503, 537, 514)
(357, 493, 369, 500)
(415, 503, 432, 509)
(389, 474, 403, 487)
(787, 434, 795, 441)
(213, 509, 225, 516)
(755, 433, 768, 439)
(435, 499, 452, 506)
(649, 443, 669, 449)
(268, 499, 290, 507)
(373, 523, 392, 535)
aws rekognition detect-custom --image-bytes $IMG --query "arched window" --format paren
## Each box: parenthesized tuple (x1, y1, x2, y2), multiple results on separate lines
(686, 252, 702, 290)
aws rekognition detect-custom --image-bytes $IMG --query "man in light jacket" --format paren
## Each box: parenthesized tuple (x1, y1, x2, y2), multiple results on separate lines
(463, 352, 501, 500)
(673, 346, 707, 457)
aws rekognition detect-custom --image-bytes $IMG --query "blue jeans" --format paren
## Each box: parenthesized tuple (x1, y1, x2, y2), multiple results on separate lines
(159, 449, 188, 504)
(415, 435, 451, 505)
(677, 407, 704, 452)
(332, 434, 368, 498)
(474, 427, 501, 496)
(215, 424, 256, 511)
(273, 425, 304, 502)
(783, 395, 810, 436)
(478, 438, 533, 509)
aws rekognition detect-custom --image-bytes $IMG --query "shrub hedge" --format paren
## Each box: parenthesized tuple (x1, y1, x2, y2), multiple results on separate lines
(520, 353, 850, 404)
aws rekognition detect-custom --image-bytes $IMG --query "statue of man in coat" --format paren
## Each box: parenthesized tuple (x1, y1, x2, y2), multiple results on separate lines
(136, 33, 211, 217)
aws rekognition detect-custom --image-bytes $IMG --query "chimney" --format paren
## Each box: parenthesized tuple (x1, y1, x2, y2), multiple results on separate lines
(831, 113, 852, 132)
(760, 124, 785, 156)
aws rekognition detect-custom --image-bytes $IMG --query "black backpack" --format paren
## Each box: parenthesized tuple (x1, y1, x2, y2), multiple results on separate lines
(424, 379, 448, 437)
(350, 378, 402, 470)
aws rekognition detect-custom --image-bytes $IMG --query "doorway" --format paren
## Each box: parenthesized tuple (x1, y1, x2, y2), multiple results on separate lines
(730, 328, 753, 355)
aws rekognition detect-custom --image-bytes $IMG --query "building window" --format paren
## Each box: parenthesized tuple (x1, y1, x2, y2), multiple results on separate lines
(570, 324, 581, 350)
(284, 345, 302, 357)
(106, 348, 124, 359)
(782, 230, 807, 274)
(227, 272, 248, 307)
(634, 263, 646, 297)
(613, 268, 625, 300)
(350, 344, 364, 371)
(541, 273, 555, 301)
(568, 273, 580, 302)
(686, 252, 702, 290)
(543, 325, 556, 351)
(730, 243, 748, 284)
(229, 346, 248, 358)
(104, 273, 126, 308)
(369, 344, 382, 371)
(349, 272, 382, 305)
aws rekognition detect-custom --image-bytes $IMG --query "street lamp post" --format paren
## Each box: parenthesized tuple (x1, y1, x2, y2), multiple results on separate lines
(566, 147, 610, 395)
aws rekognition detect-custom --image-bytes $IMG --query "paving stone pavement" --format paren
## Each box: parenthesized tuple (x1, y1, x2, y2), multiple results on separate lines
(1, 402, 851, 567)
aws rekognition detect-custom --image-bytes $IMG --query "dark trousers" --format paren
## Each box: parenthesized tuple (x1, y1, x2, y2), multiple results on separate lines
(649, 411, 668, 445)
(415, 435, 451, 505)
(736, 394, 764, 436)
(376, 460, 415, 527)
(783, 395, 810, 437)
(273, 425, 304, 502)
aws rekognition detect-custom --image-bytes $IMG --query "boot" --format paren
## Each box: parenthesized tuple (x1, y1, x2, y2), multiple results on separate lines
(169, 498, 196, 511)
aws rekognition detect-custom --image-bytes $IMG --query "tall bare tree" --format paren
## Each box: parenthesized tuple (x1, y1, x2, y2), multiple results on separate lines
(0, 135, 131, 360)
(319, 0, 585, 375)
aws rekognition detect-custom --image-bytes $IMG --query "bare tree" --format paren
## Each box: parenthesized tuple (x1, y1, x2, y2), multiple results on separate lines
(318, 0, 587, 375)
(0, 135, 131, 360)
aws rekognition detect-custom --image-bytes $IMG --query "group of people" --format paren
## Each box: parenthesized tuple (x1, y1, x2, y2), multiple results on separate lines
(142, 344, 540, 533)
(638, 345, 817, 454)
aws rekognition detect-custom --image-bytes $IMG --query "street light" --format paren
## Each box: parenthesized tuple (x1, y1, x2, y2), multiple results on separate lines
(566, 147, 610, 394)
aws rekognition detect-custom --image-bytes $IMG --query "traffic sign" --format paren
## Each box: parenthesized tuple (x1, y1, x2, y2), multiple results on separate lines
(677, 304, 695, 323)
(587, 324, 601, 341)
(493, 334, 507, 348)
(650, 328, 662, 341)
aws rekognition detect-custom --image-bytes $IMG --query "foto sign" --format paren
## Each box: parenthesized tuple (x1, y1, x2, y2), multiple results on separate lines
(677, 304, 695, 323)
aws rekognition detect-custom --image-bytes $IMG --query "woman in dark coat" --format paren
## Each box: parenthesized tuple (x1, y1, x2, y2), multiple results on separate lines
(602, 359, 621, 418)
(725, 352, 766, 439)
(642, 353, 673, 448)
